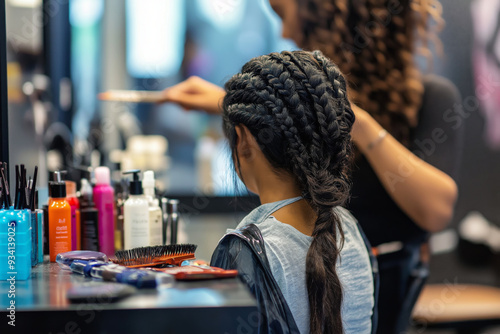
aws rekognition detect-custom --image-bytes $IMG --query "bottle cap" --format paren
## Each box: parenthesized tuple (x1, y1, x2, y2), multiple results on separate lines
(50, 171, 67, 198)
(95, 167, 111, 185)
(123, 170, 143, 195)
(66, 181, 77, 197)
(167, 199, 179, 213)
(79, 178, 94, 207)
(80, 179, 93, 197)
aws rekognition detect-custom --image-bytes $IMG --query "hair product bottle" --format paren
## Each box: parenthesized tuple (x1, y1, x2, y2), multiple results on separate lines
(123, 170, 149, 249)
(143, 171, 162, 246)
(161, 197, 169, 245)
(65, 181, 80, 250)
(36, 209, 44, 263)
(93, 167, 115, 256)
(114, 180, 127, 251)
(0, 208, 31, 280)
(168, 199, 179, 245)
(42, 204, 49, 256)
(79, 179, 99, 251)
(48, 171, 72, 262)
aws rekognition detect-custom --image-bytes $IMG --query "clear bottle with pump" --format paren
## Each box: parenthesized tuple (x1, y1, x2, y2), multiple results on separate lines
(143, 171, 163, 246)
(93, 167, 115, 256)
(48, 171, 72, 262)
(123, 170, 150, 249)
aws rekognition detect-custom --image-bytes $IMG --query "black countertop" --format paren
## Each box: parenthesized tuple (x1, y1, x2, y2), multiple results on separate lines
(0, 262, 257, 334)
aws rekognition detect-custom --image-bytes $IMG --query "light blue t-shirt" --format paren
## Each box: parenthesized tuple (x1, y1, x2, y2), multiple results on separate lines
(235, 203, 374, 334)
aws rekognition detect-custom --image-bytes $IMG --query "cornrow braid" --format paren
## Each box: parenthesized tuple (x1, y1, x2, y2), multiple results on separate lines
(222, 50, 355, 334)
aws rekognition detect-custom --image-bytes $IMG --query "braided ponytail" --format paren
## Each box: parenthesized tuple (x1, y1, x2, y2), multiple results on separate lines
(222, 51, 355, 334)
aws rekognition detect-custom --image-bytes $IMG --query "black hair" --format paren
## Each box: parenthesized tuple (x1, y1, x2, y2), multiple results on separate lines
(222, 50, 355, 334)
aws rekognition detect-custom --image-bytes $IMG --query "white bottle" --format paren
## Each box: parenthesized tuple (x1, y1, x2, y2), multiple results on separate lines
(123, 170, 150, 249)
(143, 171, 163, 246)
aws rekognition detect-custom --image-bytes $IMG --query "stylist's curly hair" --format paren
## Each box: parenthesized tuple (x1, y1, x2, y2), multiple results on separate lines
(222, 50, 355, 334)
(297, 0, 444, 145)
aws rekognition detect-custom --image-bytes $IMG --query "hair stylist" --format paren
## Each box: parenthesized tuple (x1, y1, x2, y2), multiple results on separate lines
(160, 1, 460, 333)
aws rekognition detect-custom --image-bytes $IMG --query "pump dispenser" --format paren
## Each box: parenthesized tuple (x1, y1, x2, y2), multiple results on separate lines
(48, 171, 72, 262)
(123, 170, 149, 249)
(143, 171, 162, 245)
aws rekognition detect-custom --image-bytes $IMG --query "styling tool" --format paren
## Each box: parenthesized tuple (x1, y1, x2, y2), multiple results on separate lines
(0, 163, 3, 208)
(29, 166, 38, 211)
(153, 265, 238, 281)
(70, 260, 108, 277)
(98, 90, 164, 103)
(14, 165, 20, 209)
(111, 244, 197, 268)
(103, 267, 174, 288)
(13, 164, 28, 210)
(89, 263, 121, 279)
(56, 250, 108, 270)
(70, 260, 175, 288)
(20, 165, 27, 209)
(66, 282, 136, 304)
(26, 177, 32, 209)
(0, 165, 11, 207)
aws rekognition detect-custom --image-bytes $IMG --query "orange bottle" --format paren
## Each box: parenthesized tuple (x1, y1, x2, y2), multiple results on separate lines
(48, 172, 72, 262)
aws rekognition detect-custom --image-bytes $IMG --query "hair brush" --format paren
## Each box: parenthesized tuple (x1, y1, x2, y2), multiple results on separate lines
(111, 244, 197, 268)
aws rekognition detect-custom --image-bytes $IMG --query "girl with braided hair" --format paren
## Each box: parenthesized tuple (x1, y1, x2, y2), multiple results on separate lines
(211, 50, 374, 334)
(163, 1, 460, 332)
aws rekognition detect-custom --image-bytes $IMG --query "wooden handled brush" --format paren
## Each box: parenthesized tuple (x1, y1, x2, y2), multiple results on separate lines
(111, 244, 197, 268)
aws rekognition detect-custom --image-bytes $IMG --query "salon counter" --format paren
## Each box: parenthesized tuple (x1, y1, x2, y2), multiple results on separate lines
(0, 262, 257, 334)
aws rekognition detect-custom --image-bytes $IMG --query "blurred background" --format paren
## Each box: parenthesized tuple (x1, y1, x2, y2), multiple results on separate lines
(1, 0, 500, 332)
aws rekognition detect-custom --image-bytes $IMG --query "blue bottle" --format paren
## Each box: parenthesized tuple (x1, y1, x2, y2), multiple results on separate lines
(0, 208, 32, 280)
(37, 210, 44, 264)
(31, 211, 37, 266)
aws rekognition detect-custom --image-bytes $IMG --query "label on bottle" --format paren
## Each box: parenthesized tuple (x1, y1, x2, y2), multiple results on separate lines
(81, 211, 99, 251)
(126, 210, 150, 249)
(149, 209, 163, 246)
(54, 218, 71, 255)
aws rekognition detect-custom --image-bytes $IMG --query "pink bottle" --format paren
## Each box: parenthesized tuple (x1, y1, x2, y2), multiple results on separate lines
(93, 167, 115, 256)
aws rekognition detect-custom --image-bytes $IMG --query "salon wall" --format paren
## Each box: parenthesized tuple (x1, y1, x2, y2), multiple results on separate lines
(423, 0, 500, 288)
(431, 0, 500, 228)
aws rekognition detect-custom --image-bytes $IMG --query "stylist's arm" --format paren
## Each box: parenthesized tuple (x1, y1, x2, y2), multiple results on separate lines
(159, 76, 225, 115)
(351, 105, 458, 232)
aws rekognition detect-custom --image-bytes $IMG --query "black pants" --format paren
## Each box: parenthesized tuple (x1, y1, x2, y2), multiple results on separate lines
(376, 242, 429, 334)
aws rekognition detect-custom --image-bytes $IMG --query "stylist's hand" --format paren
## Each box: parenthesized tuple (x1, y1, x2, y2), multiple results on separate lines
(350, 103, 371, 147)
(159, 76, 226, 115)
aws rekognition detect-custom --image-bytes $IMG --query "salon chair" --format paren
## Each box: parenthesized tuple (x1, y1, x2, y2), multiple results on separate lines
(412, 284, 500, 333)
